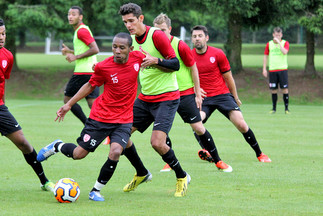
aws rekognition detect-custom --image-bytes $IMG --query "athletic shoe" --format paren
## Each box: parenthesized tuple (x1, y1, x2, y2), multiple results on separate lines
(160, 164, 172, 172)
(174, 173, 191, 197)
(123, 170, 152, 192)
(285, 110, 290, 114)
(103, 136, 110, 145)
(41, 181, 55, 193)
(37, 139, 63, 162)
(215, 161, 233, 172)
(198, 149, 215, 163)
(269, 110, 276, 114)
(89, 191, 104, 201)
(257, 153, 272, 162)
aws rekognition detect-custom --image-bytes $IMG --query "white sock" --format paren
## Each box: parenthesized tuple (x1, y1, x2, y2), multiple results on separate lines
(57, 142, 65, 152)
(94, 181, 105, 191)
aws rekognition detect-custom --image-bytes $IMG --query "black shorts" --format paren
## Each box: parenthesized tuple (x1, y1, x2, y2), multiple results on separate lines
(269, 70, 288, 90)
(133, 98, 179, 134)
(77, 118, 132, 152)
(65, 75, 99, 98)
(177, 94, 201, 124)
(0, 105, 22, 136)
(202, 93, 241, 123)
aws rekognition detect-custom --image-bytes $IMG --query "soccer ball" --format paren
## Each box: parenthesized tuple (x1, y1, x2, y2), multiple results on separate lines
(54, 178, 80, 203)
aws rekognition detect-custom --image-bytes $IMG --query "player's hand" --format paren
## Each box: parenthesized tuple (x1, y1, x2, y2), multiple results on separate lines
(92, 63, 97, 71)
(55, 105, 71, 122)
(235, 98, 242, 107)
(262, 69, 268, 78)
(273, 37, 280, 44)
(66, 53, 77, 63)
(195, 94, 203, 111)
(140, 48, 158, 69)
(61, 43, 70, 56)
(200, 88, 207, 98)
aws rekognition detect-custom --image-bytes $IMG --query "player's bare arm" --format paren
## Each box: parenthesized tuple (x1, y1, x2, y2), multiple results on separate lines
(273, 37, 288, 55)
(223, 71, 242, 107)
(65, 41, 99, 63)
(56, 82, 95, 122)
(61, 43, 74, 55)
(262, 55, 268, 77)
(190, 63, 203, 110)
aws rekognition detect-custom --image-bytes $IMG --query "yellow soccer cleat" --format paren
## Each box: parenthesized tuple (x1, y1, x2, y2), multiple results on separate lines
(123, 171, 152, 192)
(174, 173, 191, 197)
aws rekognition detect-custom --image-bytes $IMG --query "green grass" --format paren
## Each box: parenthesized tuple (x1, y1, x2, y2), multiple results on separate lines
(1, 100, 322, 216)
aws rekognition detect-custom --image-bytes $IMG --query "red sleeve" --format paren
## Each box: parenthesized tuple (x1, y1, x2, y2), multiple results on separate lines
(152, 30, 176, 59)
(4, 52, 14, 79)
(264, 42, 269, 55)
(77, 28, 95, 46)
(178, 40, 195, 67)
(217, 49, 231, 73)
(284, 41, 289, 51)
(89, 62, 105, 87)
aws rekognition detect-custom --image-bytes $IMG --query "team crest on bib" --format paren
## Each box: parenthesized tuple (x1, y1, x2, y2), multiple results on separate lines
(134, 63, 139, 71)
(83, 134, 91, 142)
(210, 57, 216, 63)
(2, 60, 7, 68)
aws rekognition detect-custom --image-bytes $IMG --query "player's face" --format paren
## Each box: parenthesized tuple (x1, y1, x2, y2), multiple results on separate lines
(154, 22, 171, 40)
(122, 13, 144, 36)
(273, 32, 282, 43)
(112, 37, 133, 64)
(68, 9, 83, 26)
(0, 25, 6, 49)
(191, 30, 209, 51)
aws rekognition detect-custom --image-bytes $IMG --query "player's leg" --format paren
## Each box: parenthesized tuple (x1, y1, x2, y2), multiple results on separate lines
(280, 70, 290, 113)
(269, 72, 278, 113)
(7, 130, 54, 191)
(228, 110, 271, 162)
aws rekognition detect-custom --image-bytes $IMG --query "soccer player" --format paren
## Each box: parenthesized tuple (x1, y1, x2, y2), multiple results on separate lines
(191, 25, 271, 163)
(0, 19, 54, 192)
(37, 33, 151, 202)
(61, 6, 99, 124)
(153, 13, 232, 172)
(119, 3, 190, 197)
(262, 27, 290, 114)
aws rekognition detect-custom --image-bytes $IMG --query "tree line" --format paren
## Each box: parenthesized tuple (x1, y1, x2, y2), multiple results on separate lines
(1, 0, 322, 76)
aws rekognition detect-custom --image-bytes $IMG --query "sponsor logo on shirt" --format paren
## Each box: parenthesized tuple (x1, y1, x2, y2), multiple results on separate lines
(134, 63, 139, 71)
(83, 134, 91, 142)
(2, 60, 7, 68)
(210, 57, 215, 63)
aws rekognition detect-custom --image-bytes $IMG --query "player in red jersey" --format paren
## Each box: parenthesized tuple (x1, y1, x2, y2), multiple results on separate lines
(153, 13, 232, 172)
(37, 33, 153, 201)
(119, 3, 190, 197)
(0, 19, 55, 192)
(191, 25, 271, 163)
(61, 6, 100, 125)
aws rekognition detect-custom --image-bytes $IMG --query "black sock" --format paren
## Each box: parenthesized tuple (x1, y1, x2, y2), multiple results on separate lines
(283, 93, 289, 110)
(194, 131, 205, 149)
(24, 148, 48, 185)
(91, 158, 118, 192)
(124, 144, 148, 176)
(242, 128, 262, 157)
(59, 143, 77, 159)
(199, 130, 221, 163)
(166, 135, 172, 148)
(272, 93, 277, 111)
(70, 103, 87, 125)
(162, 149, 186, 178)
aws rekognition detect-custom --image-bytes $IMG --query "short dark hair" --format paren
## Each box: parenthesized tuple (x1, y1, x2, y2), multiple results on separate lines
(119, 3, 142, 18)
(273, 27, 282, 33)
(191, 25, 209, 36)
(70, 6, 83, 15)
(114, 32, 133, 47)
(0, 19, 5, 27)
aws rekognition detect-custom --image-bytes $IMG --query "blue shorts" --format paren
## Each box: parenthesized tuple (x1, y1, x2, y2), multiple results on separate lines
(65, 75, 99, 99)
(202, 93, 241, 123)
(0, 105, 22, 136)
(133, 98, 179, 134)
(78, 118, 132, 152)
(177, 94, 201, 124)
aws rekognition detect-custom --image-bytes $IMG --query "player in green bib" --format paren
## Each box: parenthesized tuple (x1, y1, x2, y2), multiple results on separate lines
(61, 6, 100, 124)
(119, 3, 190, 198)
(153, 13, 232, 173)
(263, 27, 290, 114)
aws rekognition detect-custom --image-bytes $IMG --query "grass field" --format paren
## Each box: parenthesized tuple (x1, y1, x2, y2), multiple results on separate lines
(0, 100, 322, 216)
